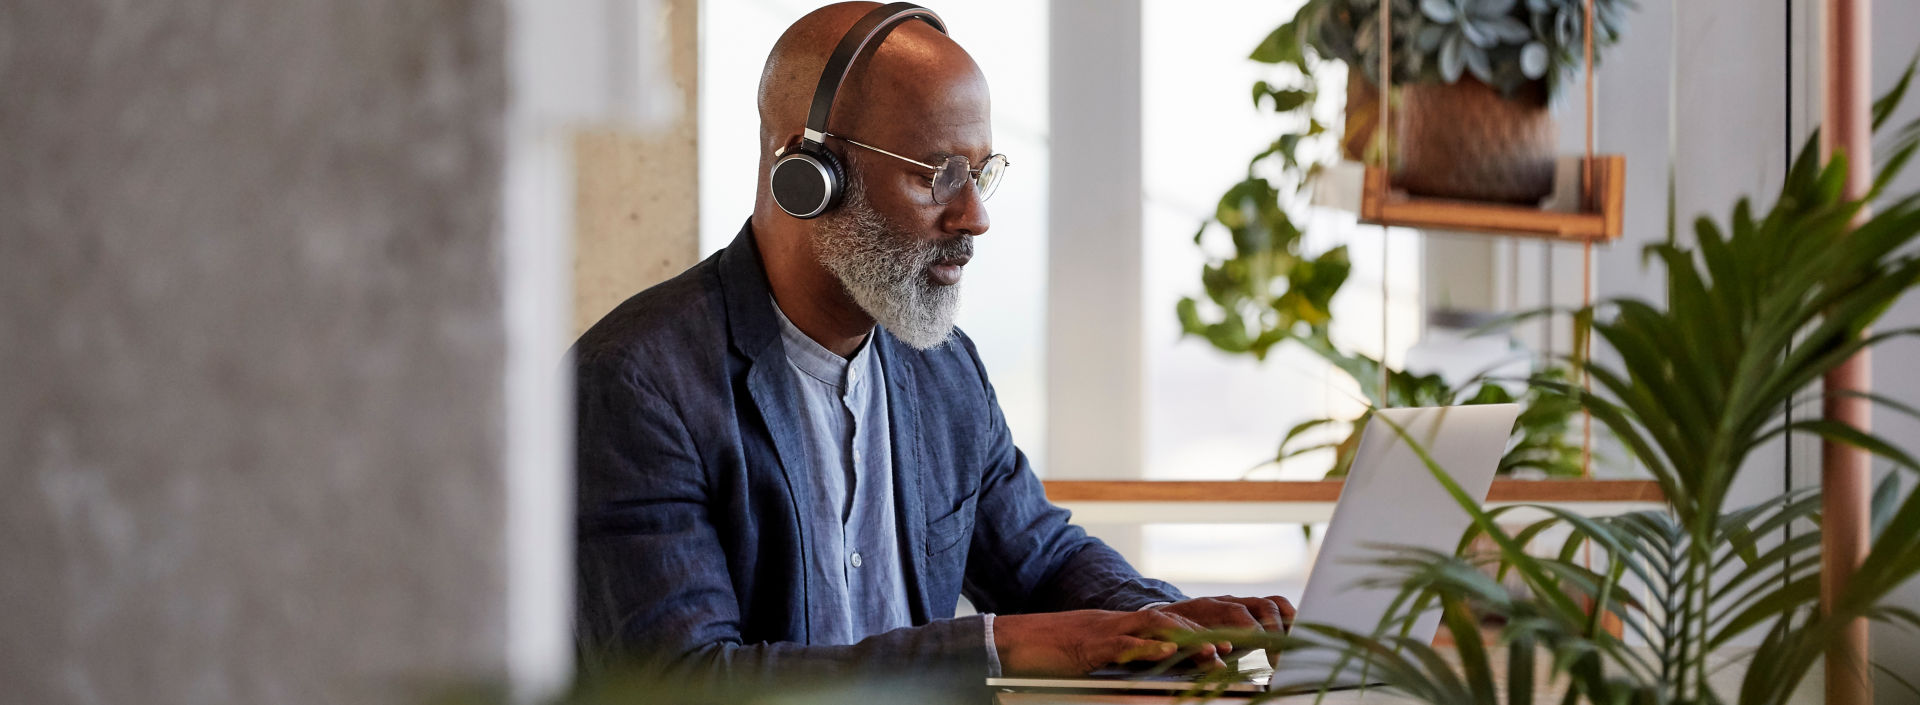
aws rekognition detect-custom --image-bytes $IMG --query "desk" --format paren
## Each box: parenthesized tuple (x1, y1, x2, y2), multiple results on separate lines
(994, 647, 1822, 704)
(1043, 480, 1666, 525)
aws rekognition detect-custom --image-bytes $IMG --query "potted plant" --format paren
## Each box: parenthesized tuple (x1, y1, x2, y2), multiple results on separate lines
(1175, 60, 1920, 704)
(1297, 0, 1632, 203)
(1183, 2, 1606, 483)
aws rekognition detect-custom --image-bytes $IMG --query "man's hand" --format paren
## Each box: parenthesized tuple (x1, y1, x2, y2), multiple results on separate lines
(993, 609, 1223, 677)
(1148, 595, 1296, 664)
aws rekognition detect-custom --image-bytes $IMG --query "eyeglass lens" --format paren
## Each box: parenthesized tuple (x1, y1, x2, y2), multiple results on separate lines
(931, 154, 1009, 205)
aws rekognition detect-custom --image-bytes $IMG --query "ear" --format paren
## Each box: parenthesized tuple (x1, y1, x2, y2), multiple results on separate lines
(772, 133, 804, 158)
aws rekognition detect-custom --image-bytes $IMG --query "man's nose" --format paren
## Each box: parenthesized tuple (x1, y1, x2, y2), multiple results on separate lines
(941, 180, 991, 236)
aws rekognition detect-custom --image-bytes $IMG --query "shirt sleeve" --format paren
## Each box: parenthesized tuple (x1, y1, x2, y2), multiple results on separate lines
(983, 613, 1003, 678)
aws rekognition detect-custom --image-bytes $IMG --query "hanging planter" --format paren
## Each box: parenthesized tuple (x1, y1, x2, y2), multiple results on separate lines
(1304, 0, 1629, 206)
(1396, 76, 1554, 203)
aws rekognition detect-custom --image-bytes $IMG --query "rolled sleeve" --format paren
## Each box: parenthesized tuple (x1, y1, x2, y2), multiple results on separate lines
(982, 613, 1002, 678)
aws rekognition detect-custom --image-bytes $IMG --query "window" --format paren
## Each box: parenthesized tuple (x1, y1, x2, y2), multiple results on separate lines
(1135, 0, 1425, 597)
(1140, 0, 1424, 482)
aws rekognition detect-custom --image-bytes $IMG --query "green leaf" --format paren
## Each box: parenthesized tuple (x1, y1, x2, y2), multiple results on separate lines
(1875, 662, 1920, 702)
(1485, 16, 1534, 44)
(1872, 51, 1918, 130)
(1872, 471, 1904, 540)
(1255, 86, 1314, 113)
(1249, 19, 1307, 68)
(1711, 574, 1822, 649)
(1421, 0, 1459, 23)
(1521, 41, 1549, 78)
(1442, 597, 1498, 702)
(1441, 33, 1467, 82)
(1787, 420, 1920, 474)
(1509, 633, 1537, 705)
(1175, 297, 1204, 336)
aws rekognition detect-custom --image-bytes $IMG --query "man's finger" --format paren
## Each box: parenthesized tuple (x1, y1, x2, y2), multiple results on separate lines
(1191, 647, 1229, 671)
(1239, 597, 1286, 633)
(1140, 611, 1220, 660)
(1101, 636, 1179, 666)
(1167, 598, 1260, 630)
(1140, 609, 1199, 634)
(1219, 601, 1260, 630)
(1182, 598, 1257, 653)
(1166, 612, 1231, 660)
(1270, 595, 1297, 630)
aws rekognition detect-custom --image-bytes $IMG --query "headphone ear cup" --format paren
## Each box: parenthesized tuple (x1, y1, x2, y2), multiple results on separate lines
(770, 144, 846, 219)
(815, 146, 847, 209)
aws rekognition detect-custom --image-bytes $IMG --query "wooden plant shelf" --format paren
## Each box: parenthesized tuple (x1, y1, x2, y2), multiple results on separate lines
(1043, 479, 1663, 504)
(1359, 155, 1625, 242)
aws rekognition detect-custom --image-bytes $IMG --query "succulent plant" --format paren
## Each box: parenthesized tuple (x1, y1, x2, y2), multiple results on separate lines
(1416, 0, 1539, 84)
(1300, 0, 1633, 97)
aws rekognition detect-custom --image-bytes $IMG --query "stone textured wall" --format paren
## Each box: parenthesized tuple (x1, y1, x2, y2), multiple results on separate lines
(0, 2, 512, 703)
(570, 127, 698, 338)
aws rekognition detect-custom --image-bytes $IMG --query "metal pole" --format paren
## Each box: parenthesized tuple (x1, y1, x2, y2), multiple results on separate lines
(1820, 0, 1872, 702)
(1379, 0, 1392, 404)
(1581, 0, 1595, 478)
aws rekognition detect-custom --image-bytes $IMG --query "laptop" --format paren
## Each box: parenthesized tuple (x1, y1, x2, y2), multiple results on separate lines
(986, 404, 1522, 695)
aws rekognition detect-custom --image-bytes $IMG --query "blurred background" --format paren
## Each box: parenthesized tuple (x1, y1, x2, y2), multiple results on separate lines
(5, 1, 1920, 703)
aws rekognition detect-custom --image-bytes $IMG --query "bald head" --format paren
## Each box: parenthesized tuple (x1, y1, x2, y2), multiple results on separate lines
(749, 3, 995, 356)
(756, 2, 988, 164)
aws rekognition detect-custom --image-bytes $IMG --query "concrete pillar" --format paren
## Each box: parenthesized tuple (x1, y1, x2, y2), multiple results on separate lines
(0, 1, 576, 703)
(1049, 0, 1146, 558)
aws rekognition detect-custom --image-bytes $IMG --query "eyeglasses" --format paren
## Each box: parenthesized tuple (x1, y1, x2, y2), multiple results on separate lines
(826, 133, 1010, 205)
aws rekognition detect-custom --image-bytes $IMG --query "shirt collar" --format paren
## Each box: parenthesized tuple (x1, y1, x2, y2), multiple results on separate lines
(770, 296, 876, 390)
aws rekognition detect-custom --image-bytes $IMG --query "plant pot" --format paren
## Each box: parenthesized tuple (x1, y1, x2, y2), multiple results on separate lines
(1394, 77, 1555, 205)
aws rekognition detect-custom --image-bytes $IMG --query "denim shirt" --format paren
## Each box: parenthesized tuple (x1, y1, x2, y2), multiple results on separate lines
(771, 299, 912, 644)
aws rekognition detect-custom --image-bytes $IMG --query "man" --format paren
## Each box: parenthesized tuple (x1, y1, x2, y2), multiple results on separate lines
(572, 1, 1293, 690)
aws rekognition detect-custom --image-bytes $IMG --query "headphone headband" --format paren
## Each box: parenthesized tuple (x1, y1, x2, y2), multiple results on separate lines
(771, 3, 946, 219)
(802, 2, 947, 145)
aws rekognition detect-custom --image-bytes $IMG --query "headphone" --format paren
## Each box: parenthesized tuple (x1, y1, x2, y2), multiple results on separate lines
(769, 3, 948, 219)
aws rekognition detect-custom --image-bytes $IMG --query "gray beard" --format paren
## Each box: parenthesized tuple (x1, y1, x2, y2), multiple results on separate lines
(812, 185, 971, 351)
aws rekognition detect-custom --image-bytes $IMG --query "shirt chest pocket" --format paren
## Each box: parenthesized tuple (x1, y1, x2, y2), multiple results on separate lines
(924, 490, 977, 556)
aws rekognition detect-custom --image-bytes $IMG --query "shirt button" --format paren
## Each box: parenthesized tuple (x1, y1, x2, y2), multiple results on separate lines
(850, 552, 863, 568)
(853, 448, 863, 465)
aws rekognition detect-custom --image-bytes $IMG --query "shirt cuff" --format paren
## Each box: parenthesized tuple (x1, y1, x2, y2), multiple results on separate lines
(983, 613, 1003, 678)
(1137, 602, 1171, 610)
